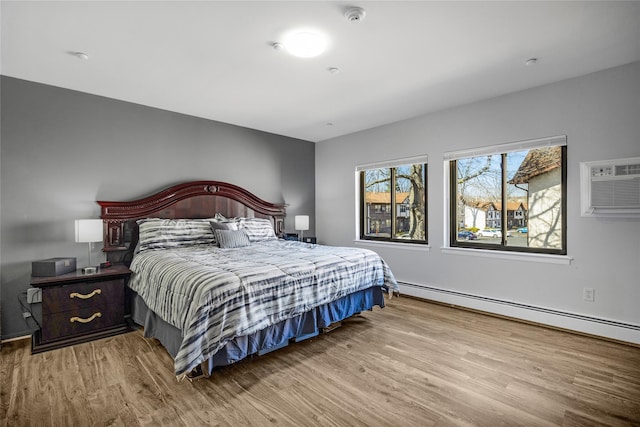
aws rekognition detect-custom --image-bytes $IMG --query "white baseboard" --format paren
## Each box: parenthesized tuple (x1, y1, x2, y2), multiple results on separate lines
(398, 281, 640, 346)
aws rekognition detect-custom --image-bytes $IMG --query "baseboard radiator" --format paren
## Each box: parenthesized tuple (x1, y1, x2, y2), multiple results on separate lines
(398, 281, 640, 345)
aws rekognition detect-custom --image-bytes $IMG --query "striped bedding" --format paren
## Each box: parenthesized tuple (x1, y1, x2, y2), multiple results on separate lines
(128, 239, 398, 376)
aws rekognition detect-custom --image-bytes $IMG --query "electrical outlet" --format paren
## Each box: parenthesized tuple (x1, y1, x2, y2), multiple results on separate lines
(27, 288, 42, 304)
(583, 288, 595, 302)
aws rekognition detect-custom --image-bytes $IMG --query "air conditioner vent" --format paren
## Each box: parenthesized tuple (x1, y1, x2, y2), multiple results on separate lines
(581, 157, 640, 217)
(615, 163, 640, 176)
(591, 179, 640, 208)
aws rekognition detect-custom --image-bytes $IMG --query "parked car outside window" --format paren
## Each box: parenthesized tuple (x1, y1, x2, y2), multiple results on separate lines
(457, 230, 477, 240)
(477, 229, 513, 238)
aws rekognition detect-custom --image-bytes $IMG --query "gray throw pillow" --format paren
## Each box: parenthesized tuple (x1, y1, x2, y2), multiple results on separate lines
(214, 229, 251, 248)
(210, 220, 239, 231)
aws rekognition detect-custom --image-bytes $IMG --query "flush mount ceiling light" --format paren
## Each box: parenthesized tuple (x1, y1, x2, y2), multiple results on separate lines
(282, 30, 328, 58)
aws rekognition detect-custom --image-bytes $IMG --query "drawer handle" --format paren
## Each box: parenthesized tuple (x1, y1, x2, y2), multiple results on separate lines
(69, 289, 102, 299)
(69, 312, 102, 323)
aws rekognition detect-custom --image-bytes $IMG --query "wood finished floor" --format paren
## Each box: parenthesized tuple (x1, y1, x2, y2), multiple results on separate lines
(2, 296, 639, 427)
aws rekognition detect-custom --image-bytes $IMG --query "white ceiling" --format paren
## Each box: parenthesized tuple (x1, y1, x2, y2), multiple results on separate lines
(2, 1, 640, 142)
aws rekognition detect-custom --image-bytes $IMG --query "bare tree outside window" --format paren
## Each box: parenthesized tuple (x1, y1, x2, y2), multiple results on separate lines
(450, 142, 566, 255)
(360, 161, 427, 243)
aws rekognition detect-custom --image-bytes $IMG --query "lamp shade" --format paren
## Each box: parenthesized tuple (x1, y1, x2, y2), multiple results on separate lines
(75, 219, 103, 243)
(294, 215, 309, 231)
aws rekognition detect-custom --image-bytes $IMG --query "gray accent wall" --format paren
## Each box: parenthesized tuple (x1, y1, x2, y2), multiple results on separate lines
(316, 62, 640, 342)
(0, 76, 315, 339)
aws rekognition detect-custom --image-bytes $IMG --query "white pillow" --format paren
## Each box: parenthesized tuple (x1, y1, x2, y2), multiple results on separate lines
(237, 218, 277, 242)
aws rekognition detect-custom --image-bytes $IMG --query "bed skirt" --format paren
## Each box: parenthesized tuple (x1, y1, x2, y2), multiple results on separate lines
(130, 286, 385, 374)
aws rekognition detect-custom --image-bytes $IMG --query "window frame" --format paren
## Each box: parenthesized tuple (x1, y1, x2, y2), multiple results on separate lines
(447, 136, 567, 256)
(357, 156, 428, 245)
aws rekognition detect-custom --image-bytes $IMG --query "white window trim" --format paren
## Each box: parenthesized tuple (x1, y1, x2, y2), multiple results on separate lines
(356, 154, 428, 171)
(355, 239, 431, 252)
(441, 247, 572, 265)
(443, 135, 566, 161)
(443, 135, 570, 264)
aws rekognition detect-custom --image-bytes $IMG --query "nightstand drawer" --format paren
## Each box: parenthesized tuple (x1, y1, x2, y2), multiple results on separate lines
(41, 304, 124, 342)
(42, 279, 124, 315)
(31, 264, 132, 354)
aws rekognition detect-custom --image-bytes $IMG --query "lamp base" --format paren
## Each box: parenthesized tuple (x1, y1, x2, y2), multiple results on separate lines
(82, 267, 97, 275)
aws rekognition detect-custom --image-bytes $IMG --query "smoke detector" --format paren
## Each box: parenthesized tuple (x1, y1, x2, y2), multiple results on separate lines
(344, 7, 366, 23)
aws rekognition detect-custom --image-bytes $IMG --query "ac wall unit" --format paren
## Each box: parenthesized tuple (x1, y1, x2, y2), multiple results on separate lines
(580, 157, 640, 217)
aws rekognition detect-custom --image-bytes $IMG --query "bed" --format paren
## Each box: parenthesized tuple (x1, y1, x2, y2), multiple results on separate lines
(98, 181, 398, 380)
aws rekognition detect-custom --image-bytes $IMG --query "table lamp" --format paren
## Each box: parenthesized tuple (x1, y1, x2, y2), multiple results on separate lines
(294, 215, 309, 242)
(75, 219, 103, 274)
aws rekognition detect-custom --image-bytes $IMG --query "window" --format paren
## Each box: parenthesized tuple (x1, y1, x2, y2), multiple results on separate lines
(447, 136, 566, 255)
(357, 156, 428, 244)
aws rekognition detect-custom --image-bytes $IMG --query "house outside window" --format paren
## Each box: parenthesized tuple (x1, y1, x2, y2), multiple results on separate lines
(477, 201, 527, 229)
(357, 156, 428, 244)
(447, 136, 566, 255)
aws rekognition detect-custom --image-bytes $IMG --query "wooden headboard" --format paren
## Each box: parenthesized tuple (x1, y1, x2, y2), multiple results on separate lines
(98, 181, 286, 263)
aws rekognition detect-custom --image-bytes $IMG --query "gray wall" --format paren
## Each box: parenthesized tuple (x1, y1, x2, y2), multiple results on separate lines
(0, 76, 315, 339)
(316, 62, 640, 341)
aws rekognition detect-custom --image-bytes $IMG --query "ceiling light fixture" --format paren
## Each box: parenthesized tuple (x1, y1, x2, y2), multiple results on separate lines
(282, 31, 328, 58)
(525, 58, 538, 66)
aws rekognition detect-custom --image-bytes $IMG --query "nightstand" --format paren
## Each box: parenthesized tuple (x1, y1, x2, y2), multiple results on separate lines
(31, 264, 132, 353)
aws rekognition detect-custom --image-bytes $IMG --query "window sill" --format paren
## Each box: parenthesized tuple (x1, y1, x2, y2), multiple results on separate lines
(441, 247, 572, 265)
(354, 239, 431, 252)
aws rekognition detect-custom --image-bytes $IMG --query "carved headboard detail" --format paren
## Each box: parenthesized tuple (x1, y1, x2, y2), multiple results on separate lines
(98, 180, 287, 263)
